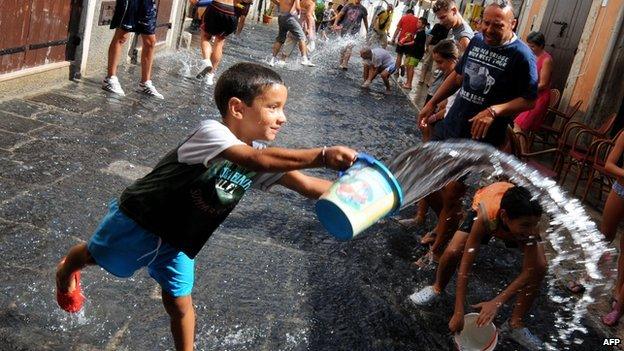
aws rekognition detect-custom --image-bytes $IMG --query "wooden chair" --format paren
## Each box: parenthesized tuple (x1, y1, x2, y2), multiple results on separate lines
(506, 127, 563, 179)
(581, 129, 623, 204)
(533, 98, 582, 149)
(558, 113, 618, 195)
(524, 89, 561, 150)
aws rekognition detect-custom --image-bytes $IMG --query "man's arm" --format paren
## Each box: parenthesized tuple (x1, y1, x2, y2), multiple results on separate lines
(458, 36, 470, 53)
(418, 71, 463, 127)
(363, 15, 369, 33)
(220, 145, 357, 172)
(277, 171, 332, 198)
(469, 96, 536, 139)
(606, 132, 624, 178)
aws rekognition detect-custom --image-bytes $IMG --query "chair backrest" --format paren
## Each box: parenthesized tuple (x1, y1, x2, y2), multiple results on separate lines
(505, 126, 528, 157)
(549, 89, 561, 109)
(597, 113, 617, 136)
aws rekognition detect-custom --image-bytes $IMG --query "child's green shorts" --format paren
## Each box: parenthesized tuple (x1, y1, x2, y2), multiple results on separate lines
(405, 56, 420, 67)
(87, 200, 194, 297)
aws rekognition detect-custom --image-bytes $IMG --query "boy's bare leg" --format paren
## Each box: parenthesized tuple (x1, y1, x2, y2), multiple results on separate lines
(272, 41, 284, 57)
(510, 246, 547, 328)
(236, 15, 246, 36)
(380, 71, 391, 92)
(56, 243, 95, 292)
(210, 36, 227, 71)
(430, 181, 466, 260)
(107, 29, 131, 77)
(163, 292, 195, 351)
(403, 64, 414, 88)
(394, 53, 403, 74)
(432, 231, 469, 293)
(140, 34, 157, 83)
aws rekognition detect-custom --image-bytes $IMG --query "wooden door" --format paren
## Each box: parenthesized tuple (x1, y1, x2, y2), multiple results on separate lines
(539, 0, 593, 92)
(0, 0, 81, 75)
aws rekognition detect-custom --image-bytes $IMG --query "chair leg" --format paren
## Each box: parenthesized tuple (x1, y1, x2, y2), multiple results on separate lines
(572, 163, 586, 195)
(560, 158, 573, 185)
(581, 169, 595, 203)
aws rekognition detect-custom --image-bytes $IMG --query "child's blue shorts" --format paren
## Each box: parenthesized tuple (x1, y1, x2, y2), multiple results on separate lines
(87, 200, 194, 297)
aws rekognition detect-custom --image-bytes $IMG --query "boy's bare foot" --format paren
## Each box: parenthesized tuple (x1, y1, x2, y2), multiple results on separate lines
(420, 231, 436, 245)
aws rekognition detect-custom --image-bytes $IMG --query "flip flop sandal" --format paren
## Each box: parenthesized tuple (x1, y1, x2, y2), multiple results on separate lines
(602, 302, 623, 326)
(56, 258, 85, 313)
(565, 280, 586, 294)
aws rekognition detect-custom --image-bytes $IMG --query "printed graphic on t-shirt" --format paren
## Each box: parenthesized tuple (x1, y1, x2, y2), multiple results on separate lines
(190, 160, 255, 214)
(460, 45, 511, 104)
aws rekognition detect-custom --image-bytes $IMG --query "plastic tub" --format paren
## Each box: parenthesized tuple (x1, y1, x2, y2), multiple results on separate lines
(315, 153, 403, 240)
(453, 313, 498, 351)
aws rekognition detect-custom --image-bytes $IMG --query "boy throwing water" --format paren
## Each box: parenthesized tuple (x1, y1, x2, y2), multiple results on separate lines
(410, 183, 546, 350)
(56, 63, 356, 351)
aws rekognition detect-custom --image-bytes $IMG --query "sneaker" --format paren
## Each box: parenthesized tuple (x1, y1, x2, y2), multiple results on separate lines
(308, 40, 316, 52)
(269, 57, 276, 67)
(196, 58, 213, 78)
(408, 285, 441, 306)
(500, 321, 544, 351)
(301, 57, 316, 67)
(102, 76, 125, 96)
(361, 80, 372, 88)
(138, 80, 164, 99)
(339, 64, 348, 71)
(205, 72, 215, 86)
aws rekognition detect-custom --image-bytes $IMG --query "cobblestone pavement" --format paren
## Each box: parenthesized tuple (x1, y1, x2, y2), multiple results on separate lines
(0, 23, 612, 350)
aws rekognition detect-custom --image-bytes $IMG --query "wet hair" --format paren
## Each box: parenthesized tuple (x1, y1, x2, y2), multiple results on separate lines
(336, 4, 343, 12)
(527, 31, 546, 47)
(432, 0, 455, 13)
(214, 62, 284, 117)
(406, 9, 414, 14)
(432, 39, 459, 60)
(500, 186, 543, 220)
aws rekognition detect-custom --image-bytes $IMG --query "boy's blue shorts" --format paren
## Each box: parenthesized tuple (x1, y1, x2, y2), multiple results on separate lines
(87, 200, 194, 297)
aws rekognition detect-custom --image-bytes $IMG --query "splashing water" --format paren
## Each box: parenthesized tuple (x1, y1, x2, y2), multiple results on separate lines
(389, 141, 613, 349)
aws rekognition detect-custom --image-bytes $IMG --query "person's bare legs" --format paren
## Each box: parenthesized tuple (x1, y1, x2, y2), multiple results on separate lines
(602, 189, 624, 295)
(272, 41, 284, 57)
(162, 292, 195, 351)
(509, 245, 547, 328)
(140, 34, 156, 83)
(394, 53, 403, 75)
(403, 62, 414, 88)
(236, 15, 247, 36)
(107, 29, 131, 77)
(341, 44, 353, 67)
(430, 181, 466, 260)
(210, 36, 227, 71)
(56, 243, 96, 293)
(432, 231, 469, 293)
(201, 31, 214, 62)
(297, 39, 308, 58)
(380, 70, 391, 93)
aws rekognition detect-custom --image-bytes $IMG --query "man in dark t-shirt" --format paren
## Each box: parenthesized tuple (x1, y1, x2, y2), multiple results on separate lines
(415, 2, 537, 279)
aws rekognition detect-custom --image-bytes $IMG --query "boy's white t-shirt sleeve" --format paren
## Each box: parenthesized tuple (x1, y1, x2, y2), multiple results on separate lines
(177, 120, 246, 166)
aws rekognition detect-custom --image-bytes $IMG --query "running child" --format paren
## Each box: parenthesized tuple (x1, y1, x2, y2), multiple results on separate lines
(410, 183, 546, 350)
(193, 0, 241, 85)
(56, 63, 357, 351)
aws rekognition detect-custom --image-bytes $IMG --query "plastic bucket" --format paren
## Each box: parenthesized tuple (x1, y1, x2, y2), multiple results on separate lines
(315, 153, 403, 240)
(453, 313, 498, 351)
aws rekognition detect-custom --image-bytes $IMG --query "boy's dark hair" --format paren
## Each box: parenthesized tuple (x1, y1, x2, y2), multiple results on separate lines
(406, 9, 414, 14)
(527, 31, 546, 47)
(214, 62, 284, 116)
(433, 0, 455, 13)
(432, 39, 459, 60)
(419, 17, 428, 26)
(500, 186, 543, 220)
